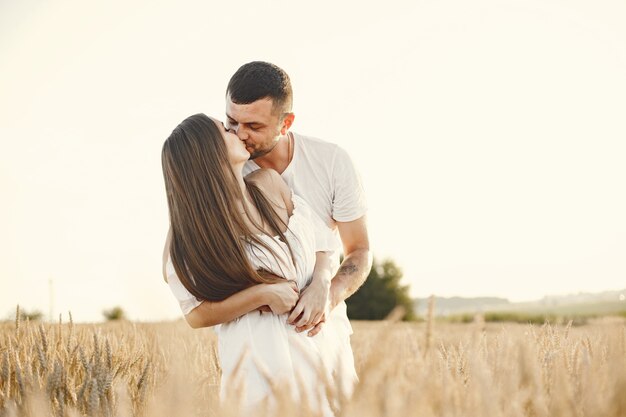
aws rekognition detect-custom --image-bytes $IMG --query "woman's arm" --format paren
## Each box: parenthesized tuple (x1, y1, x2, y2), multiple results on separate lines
(184, 281, 298, 328)
(164, 226, 299, 329)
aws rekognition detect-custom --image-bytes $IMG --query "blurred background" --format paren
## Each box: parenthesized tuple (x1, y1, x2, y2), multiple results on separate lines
(1, 0, 625, 322)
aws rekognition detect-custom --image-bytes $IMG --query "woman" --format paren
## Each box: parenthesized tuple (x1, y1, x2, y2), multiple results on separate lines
(161, 113, 356, 414)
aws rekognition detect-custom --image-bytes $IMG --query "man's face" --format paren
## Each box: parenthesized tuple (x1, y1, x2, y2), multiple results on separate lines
(225, 95, 284, 160)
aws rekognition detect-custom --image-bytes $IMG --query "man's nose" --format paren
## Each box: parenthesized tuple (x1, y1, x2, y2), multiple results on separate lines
(234, 125, 248, 140)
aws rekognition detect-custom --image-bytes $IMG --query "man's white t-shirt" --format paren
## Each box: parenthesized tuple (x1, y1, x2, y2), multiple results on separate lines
(243, 132, 367, 275)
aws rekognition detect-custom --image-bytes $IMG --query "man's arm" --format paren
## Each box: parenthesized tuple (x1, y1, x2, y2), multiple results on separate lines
(326, 145, 371, 309)
(304, 215, 371, 337)
(329, 215, 372, 310)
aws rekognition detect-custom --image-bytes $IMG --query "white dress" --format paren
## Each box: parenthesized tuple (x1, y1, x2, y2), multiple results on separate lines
(166, 194, 357, 415)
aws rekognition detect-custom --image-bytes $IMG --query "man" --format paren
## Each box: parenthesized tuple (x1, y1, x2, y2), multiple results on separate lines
(224, 61, 371, 336)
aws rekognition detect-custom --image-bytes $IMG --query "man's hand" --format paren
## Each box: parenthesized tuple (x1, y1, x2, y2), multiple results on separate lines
(287, 277, 330, 335)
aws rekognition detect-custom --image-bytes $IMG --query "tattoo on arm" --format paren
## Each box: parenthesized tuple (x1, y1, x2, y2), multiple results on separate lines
(338, 262, 358, 276)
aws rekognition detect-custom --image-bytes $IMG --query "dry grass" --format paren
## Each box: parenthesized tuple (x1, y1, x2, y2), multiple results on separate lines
(1, 308, 625, 417)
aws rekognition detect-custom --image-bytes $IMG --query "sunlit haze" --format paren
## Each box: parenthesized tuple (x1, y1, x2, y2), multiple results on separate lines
(1, 0, 625, 322)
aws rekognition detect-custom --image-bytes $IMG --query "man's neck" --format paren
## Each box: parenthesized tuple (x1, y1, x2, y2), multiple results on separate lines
(253, 134, 291, 174)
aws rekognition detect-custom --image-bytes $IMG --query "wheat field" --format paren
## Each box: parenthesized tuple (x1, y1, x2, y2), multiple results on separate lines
(1, 308, 625, 417)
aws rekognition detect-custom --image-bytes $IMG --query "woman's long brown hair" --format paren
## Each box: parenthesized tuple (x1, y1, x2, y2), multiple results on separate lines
(161, 113, 295, 302)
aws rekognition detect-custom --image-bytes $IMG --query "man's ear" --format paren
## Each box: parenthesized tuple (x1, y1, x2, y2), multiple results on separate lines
(280, 113, 295, 135)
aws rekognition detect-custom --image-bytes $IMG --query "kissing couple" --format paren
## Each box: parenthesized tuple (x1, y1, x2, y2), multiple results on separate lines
(162, 61, 371, 415)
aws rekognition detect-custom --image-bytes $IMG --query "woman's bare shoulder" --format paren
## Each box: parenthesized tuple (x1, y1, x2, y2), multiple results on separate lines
(246, 168, 279, 183)
(246, 169, 286, 193)
(245, 169, 293, 213)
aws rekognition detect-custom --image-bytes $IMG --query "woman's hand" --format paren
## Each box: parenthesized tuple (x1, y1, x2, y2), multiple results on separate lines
(261, 281, 300, 315)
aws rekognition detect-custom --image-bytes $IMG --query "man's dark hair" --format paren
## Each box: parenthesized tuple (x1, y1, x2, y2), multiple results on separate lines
(226, 61, 293, 115)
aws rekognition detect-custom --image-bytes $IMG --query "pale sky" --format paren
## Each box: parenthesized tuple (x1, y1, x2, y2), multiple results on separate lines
(1, 0, 625, 322)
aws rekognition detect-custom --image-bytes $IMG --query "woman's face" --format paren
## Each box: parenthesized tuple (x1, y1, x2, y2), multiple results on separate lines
(211, 117, 250, 166)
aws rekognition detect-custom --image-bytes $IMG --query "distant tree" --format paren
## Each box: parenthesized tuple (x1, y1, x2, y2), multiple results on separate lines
(17, 308, 43, 321)
(346, 257, 416, 321)
(102, 306, 126, 321)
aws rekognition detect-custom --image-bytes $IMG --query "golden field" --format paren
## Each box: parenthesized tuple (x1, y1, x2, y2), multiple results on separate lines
(1, 310, 625, 417)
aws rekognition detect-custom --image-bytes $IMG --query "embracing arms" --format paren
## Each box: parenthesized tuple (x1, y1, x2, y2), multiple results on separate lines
(290, 143, 372, 336)
(163, 226, 299, 329)
(184, 283, 298, 328)
(289, 215, 371, 336)
(287, 215, 371, 336)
